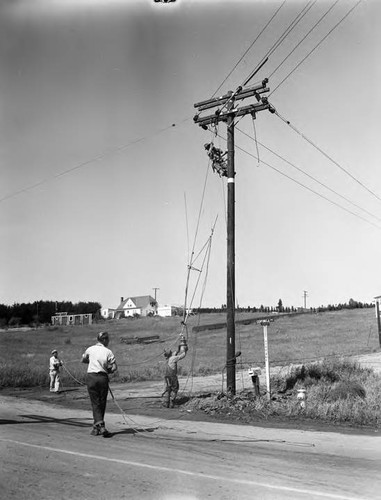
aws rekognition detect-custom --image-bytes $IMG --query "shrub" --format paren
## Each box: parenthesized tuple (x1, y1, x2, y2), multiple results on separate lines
(326, 381, 366, 402)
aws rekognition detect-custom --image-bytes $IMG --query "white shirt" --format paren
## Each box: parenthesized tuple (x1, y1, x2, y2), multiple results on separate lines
(49, 355, 61, 371)
(82, 342, 116, 374)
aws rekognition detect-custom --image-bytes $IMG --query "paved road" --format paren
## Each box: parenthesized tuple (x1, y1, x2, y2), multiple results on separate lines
(1, 394, 380, 500)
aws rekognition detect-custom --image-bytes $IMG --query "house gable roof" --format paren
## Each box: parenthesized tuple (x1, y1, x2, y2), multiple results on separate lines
(116, 295, 156, 310)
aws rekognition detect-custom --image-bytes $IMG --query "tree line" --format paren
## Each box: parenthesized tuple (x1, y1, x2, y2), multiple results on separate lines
(197, 298, 374, 314)
(0, 301, 102, 328)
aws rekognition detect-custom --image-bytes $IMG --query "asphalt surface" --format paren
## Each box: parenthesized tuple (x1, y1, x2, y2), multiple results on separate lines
(1, 392, 381, 500)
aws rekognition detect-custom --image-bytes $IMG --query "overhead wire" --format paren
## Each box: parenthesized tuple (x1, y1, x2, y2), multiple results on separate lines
(208, 1, 316, 126)
(0, 118, 190, 204)
(236, 126, 381, 224)
(214, 132, 381, 229)
(274, 109, 381, 203)
(241, 0, 316, 87)
(269, 0, 364, 96)
(212, 0, 287, 97)
(269, 0, 340, 80)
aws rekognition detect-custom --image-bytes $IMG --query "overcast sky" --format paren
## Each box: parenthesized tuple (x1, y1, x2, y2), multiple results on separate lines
(1, 0, 380, 310)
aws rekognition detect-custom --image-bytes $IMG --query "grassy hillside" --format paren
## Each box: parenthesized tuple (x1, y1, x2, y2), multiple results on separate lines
(0, 308, 379, 388)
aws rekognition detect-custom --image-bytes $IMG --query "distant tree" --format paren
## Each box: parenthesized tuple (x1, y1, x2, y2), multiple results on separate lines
(8, 316, 22, 327)
(348, 298, 359, 309)
(277, 299, 283, 313)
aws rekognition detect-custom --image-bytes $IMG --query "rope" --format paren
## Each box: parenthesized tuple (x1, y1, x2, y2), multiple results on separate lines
(61, 360, 85, 386)
(251, 115, 260, 168)
(182, 155, 212, 325)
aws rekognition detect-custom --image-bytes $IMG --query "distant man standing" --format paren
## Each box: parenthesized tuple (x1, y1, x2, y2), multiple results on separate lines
(49, 349, 62, 393)
(162, 339, 188, 408)
(81, 331, 117, 437)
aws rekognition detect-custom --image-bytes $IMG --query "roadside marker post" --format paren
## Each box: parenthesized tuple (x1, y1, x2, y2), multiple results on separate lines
(258, 319, 272, 401)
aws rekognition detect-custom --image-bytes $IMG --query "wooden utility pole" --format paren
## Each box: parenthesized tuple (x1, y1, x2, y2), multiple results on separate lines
(152, 287, 159, 302)
(375, 296, 381, 347)
(226, 93, 236, 395)
(194, 81, 274, 395)
(303, 290, 308, 310)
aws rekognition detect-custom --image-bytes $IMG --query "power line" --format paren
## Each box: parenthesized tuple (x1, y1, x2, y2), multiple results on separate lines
(236, 126, 381, 224)
(269, 0, 340, 80)
(0, 119, 190, 204)
(227, 135, 381, 230)
(274, 109, 381, 203)
(242, 0, 316, 87)
(270, 0, 364, 96)
(212, 0, 287, 97)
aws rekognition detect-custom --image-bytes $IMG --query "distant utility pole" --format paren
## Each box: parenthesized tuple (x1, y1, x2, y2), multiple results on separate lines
(194, 80, 274, 395)
(152, 288, 160, 302)
(375, 296, 381, 347)
(303, 290, 308, 309)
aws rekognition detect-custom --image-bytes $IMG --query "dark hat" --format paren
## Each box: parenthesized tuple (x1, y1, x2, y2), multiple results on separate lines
(163, 349, 172, 359)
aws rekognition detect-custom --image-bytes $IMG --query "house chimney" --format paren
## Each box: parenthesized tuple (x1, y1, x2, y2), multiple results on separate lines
(121, 297, 124, 303)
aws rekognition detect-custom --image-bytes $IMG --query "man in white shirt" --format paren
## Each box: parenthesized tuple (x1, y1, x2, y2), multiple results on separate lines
(81, 331, 117, 437)
(49, 349, 62, 393)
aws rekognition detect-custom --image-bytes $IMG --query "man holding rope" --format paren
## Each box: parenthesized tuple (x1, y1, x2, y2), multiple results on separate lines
(162, 337, 188, 408)
(49, 349, 62, 393)
(81, 331, 117, 437)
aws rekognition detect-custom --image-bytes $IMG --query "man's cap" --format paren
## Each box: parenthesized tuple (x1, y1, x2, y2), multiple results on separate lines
(163, 349, 172, 359)
(97, 331, 109, 342)
(51, 349, 58, 354)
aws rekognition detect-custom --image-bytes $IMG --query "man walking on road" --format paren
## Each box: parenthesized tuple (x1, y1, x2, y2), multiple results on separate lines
(81, 331, 117, 437)
(49, 349, 62, 393)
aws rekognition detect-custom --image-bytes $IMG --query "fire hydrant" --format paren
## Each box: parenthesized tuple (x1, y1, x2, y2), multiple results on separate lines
(297, 387, 307, 410)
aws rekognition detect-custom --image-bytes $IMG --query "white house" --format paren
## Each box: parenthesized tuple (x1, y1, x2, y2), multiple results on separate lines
(157, 305, 174, 317)
(101, 308, 116, 319)
(115, 296, 157, 318)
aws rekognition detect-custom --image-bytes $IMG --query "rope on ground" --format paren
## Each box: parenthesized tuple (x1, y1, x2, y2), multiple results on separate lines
(61, 360, 85, 386)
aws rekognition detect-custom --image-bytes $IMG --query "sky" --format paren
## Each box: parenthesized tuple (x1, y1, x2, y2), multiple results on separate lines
(1, 0, 380, 311)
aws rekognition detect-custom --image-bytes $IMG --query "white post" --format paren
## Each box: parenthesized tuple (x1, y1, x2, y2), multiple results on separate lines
(260, 320, 271, 400)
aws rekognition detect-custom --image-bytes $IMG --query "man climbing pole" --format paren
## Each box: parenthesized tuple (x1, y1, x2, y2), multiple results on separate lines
(162, 336, 188, 408)
(204, 142, 228, 177)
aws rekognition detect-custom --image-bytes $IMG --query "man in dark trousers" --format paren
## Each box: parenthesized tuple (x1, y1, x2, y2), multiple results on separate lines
(162, 339, 188, 408)
(81, 331, 117, 437)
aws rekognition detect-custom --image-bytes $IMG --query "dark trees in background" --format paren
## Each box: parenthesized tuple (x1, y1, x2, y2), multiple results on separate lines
(0, 300, 102, 327)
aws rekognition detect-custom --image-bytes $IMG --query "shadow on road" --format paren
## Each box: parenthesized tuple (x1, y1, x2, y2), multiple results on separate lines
(19, 414, 92, 427)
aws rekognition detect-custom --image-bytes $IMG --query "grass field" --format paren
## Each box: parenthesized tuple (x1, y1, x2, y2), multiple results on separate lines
(1, 308, 380, 428)
(0, 308, 379, 388)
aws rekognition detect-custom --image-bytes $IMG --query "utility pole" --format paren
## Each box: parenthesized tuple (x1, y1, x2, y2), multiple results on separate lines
(303, 290, 308, 310)
(375, 296, 381, 347)
(152, 287, 159, 302)
(194, 81, 274, 395)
